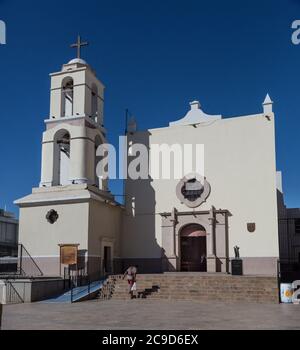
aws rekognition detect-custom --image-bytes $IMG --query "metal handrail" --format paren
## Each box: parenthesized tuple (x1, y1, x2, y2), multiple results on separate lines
(5, 280, 24, 304)
(69, 270, 103, 303)
(71, 280, 91, 303)
(18, 244, 43, 277)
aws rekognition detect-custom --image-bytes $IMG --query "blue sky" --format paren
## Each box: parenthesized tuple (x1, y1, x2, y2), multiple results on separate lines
(0, 0, 300, 215)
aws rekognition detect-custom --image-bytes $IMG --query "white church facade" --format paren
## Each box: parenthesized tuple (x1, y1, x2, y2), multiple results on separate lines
(123, 98, 279, 276)
(15, 52, 280, 278)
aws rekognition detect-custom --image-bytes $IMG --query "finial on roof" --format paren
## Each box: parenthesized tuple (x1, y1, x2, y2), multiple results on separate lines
(190, 101, 201, 110)
(263, 94, 273, 114)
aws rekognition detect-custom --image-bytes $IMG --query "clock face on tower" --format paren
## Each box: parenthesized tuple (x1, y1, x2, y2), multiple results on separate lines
(176, 174, 211, 208)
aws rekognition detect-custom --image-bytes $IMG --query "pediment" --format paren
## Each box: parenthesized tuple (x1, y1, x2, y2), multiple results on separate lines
(169, 101, 222, 127)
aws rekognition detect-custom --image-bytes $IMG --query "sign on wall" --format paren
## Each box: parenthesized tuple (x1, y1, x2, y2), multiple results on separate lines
(59, 244, 79, 265)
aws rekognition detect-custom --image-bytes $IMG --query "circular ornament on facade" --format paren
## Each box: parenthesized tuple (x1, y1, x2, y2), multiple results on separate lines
(46, 209, 59, 224)
(176, 173, 211, 208)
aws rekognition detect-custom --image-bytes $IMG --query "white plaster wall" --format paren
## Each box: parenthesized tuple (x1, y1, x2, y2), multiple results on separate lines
(88, 200, 123, 258)
(16, 184, 123, 276)
(122, 113, 279, 259)
(18, 202, 89, 258)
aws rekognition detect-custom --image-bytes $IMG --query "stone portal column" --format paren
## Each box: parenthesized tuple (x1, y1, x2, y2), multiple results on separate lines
(171, 208, 179, 271)
(161, 209, 178, 272)
(207, 206, 217, 273)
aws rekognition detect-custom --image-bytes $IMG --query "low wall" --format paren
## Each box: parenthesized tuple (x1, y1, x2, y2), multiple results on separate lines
(30, 279, 66, 302)
(0, 278, 67, 303)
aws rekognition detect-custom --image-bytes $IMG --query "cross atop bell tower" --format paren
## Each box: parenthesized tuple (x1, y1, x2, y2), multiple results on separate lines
(70, 35, 89, 59)
(48, 37, 104, 125)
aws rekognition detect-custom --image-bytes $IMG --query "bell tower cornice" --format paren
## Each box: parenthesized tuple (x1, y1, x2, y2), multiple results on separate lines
(44, 114, 107, 135)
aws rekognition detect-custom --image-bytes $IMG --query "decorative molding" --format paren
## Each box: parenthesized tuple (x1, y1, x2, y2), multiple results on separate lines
(169, 101, 221, 127)
(46, 209, 59, 224)
(176, 173, 211, 208)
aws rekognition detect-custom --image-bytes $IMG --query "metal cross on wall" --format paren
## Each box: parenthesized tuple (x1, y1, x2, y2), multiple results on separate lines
(70, 35, 89, 59)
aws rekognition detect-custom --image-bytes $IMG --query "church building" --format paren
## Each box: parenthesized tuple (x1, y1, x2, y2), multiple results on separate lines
(15, 44, 280, 278)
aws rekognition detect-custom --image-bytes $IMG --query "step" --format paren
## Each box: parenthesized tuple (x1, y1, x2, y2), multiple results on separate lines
(101, 273, 279, 304)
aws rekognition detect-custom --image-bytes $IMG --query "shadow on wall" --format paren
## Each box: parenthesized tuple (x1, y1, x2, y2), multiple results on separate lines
(114, 131, 167, 274)
(77, 249, 88, 272)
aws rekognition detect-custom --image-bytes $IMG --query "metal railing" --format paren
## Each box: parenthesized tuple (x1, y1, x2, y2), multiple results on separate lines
(64, 266, 88, 287)
(66, 268, 103, 303)
(17, 244, 43, 277)
(70, 280, 92, 303)
(0, 244, 43, 278)
(4, 280, 24, 304)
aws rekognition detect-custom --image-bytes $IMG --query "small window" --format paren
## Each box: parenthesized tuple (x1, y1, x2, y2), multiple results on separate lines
(295, 219, 300, 234)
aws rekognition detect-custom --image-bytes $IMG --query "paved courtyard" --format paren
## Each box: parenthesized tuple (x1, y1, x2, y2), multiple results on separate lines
(1, 299, 300, 330)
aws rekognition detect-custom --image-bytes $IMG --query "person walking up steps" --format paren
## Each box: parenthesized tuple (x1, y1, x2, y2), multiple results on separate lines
(123, 265, 138, 298)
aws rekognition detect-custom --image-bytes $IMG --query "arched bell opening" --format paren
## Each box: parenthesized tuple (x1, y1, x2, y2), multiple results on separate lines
(53, 129, 71, 186)
(61, 77, 74, 117)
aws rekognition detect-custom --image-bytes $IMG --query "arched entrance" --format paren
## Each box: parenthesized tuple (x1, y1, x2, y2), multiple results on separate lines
(180, 224, 207, 272)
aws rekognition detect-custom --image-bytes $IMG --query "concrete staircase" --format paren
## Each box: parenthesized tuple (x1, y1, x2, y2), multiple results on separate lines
(97, 273, 279, 304)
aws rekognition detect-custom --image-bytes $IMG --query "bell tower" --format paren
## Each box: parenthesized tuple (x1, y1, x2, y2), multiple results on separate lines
(40, 36, 107, 190)
(15, 38, 122, 278)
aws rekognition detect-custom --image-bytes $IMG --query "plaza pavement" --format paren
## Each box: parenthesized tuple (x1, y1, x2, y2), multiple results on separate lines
(1, 299, 300, 330)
